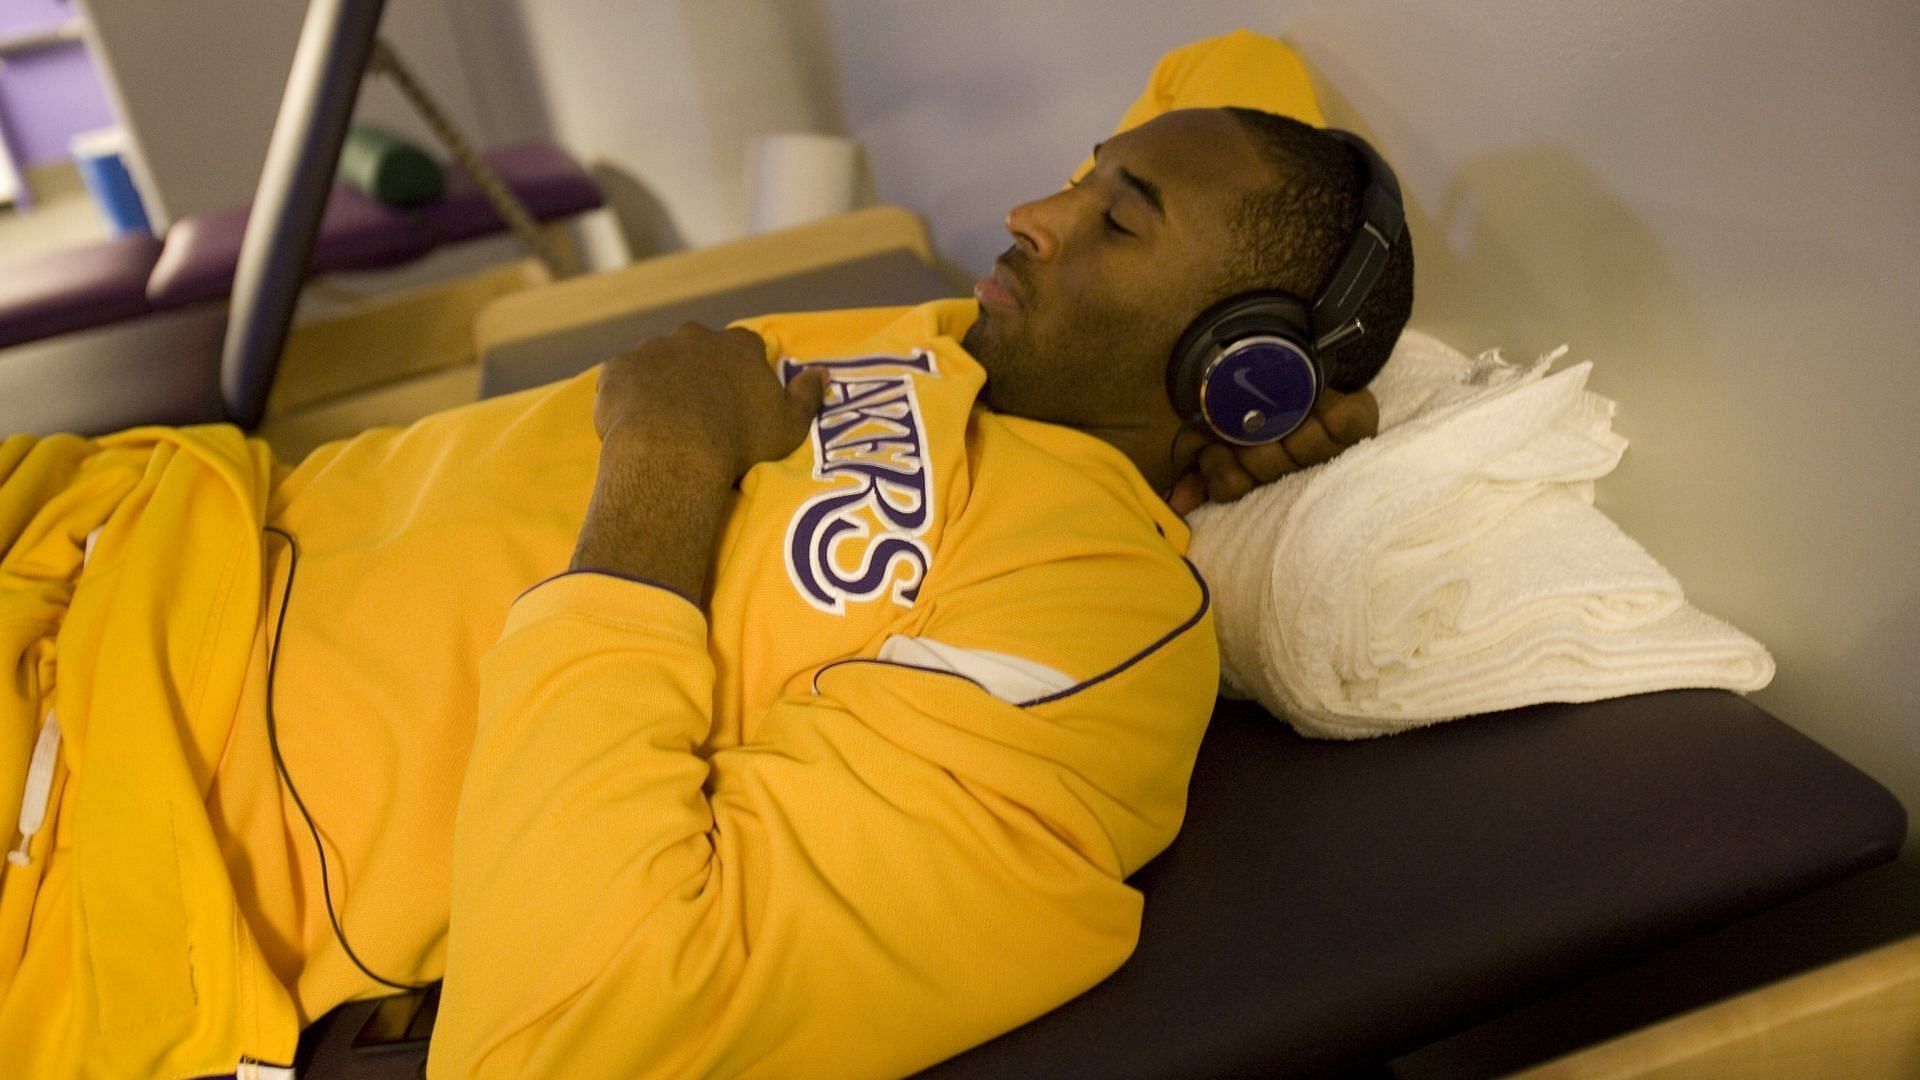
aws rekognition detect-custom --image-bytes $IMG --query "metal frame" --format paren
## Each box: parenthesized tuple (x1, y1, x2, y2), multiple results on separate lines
(221, 0, 386, 429)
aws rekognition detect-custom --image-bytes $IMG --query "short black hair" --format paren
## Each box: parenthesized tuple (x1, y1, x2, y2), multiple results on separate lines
(1219, 106, 1415, 392)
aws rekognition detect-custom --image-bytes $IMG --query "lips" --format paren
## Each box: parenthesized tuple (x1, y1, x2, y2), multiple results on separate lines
(973, 258, 1025, 314)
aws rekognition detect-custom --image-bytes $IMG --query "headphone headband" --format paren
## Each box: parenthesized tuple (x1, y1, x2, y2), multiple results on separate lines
(1308, 129, 1405, 347)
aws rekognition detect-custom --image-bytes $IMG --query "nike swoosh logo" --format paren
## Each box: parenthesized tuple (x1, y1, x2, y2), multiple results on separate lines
(1232, 367, 1279, 409)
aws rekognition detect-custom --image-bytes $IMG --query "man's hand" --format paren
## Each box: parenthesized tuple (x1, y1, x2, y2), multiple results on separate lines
(592, 323, 829, 482)
(1166, 386, 1379, 516)
(571, 324, 829, 603)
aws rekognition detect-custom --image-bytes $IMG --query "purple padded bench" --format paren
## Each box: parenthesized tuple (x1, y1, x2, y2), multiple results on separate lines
(145, 187, 433, 308)
(0, 141, 602, 436)
(416, 141, 604, 246)
(146, 140, 602, 308)
(0, 233, 164, 349)
(0, 141, 602, 355)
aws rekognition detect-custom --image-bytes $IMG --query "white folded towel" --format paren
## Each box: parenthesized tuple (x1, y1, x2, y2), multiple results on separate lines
(1187, 330, 1774, 739)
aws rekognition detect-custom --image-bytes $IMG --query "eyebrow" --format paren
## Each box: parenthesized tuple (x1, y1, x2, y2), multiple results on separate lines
(1091, 143, 1167, 220)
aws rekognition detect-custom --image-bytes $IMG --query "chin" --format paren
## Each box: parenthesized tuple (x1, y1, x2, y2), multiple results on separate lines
(959, 317, 995, 363)
(960, 325, 1017, 390)
(959, 322, 981, 357)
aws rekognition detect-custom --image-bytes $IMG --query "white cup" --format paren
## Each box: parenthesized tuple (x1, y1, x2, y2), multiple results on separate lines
(746, 133, 861, 234)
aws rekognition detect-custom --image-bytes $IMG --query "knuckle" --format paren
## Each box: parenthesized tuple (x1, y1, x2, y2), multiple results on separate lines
(1209, 468, 1252, 503)
(1197, 443, 1258, 502)
(1329, 389, 1380, 442)
(1237, 442, 1289, 481)
(1281, 428, 1336, 468)
(625, 335, 668, 360)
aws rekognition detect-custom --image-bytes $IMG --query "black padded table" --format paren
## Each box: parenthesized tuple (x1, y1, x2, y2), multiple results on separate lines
(912, 690, 1905, 1078)
(299, 689, 1905, 1078)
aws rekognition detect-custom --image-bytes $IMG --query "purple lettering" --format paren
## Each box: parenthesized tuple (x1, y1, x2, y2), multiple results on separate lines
(782, 352, 940, 614)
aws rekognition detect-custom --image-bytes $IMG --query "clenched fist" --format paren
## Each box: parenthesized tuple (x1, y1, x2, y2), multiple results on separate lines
(593, 323, 830, 482)
(1166, 385, 1379, 515)
(571, 323, 831, 602)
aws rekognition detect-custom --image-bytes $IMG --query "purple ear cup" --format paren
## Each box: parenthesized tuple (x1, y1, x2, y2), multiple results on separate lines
(1166, 291, 1320, 447)
(1199, 337, 1319, 445)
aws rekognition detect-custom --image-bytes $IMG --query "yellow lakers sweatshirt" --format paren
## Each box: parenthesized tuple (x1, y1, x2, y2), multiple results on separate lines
(0, 301, 1217, 1078)
(258, 299, 1218, 1077)
(0, 30, 1325, 1076)
(433, 302, 1215, 1077)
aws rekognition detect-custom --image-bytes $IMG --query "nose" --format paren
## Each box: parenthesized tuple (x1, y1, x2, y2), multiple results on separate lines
(1004, 189, 1069, 262)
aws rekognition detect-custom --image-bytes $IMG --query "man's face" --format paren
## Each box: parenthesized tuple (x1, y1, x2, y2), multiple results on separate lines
(962, 109, 1277, 454)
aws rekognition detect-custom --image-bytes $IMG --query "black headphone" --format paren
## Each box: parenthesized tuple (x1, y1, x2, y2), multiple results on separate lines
(1166, 128, 1405, 446)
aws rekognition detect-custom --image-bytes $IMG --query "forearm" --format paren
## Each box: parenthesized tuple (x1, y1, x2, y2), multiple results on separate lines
(569, 426, 734, 606)
(439, 574, 722, 1076)
(438, 579, 1158, 1079)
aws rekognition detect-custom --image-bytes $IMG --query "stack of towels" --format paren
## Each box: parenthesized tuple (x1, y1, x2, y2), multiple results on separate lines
(1186, 330, 1774, 739)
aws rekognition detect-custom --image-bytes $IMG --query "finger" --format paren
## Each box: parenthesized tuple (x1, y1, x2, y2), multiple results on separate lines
(721, 326, 774, 374)
(1197, 443, 1255, 503)
(1316, 387, 1380, 446)
(1166, 470, 1208, 516)
(723, 325, 765, 349)
(787, 366, 830, 418)
(1275, 412, 1341, 471)
(1229, 439, 1304, 486)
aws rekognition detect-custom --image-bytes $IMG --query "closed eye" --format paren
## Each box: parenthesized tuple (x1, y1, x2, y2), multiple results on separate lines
(1070, 172, 1136, 238)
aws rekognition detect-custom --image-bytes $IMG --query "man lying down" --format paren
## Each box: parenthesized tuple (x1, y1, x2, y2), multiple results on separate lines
(0, 106, 1411, 1075)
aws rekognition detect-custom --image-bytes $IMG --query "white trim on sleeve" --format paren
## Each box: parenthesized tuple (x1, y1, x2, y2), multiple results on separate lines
(876, 635, 1076, 706)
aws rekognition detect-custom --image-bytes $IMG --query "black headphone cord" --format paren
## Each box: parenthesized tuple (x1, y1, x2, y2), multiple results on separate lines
(1162, 418, 1202, 506)
(262, 526, 435, 993)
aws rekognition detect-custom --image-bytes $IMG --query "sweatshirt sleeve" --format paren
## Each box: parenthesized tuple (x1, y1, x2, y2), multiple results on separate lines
(431, 566, 1215, 1079)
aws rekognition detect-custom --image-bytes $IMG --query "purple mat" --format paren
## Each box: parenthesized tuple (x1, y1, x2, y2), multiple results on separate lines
(3, 143, 602, 350)
(417, 140, 603, 245)
(0, 233, 163, 349)
(146, 187, 434, 308)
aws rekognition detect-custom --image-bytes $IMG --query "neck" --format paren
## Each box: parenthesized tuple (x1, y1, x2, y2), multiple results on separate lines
(1074, 418, 1182, 494)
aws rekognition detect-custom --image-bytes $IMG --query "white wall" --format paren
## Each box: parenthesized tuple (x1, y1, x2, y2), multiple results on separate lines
(77, 0, 524, 228)
(506, 0, 844, 265)
(813, 0, 1920, 849)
